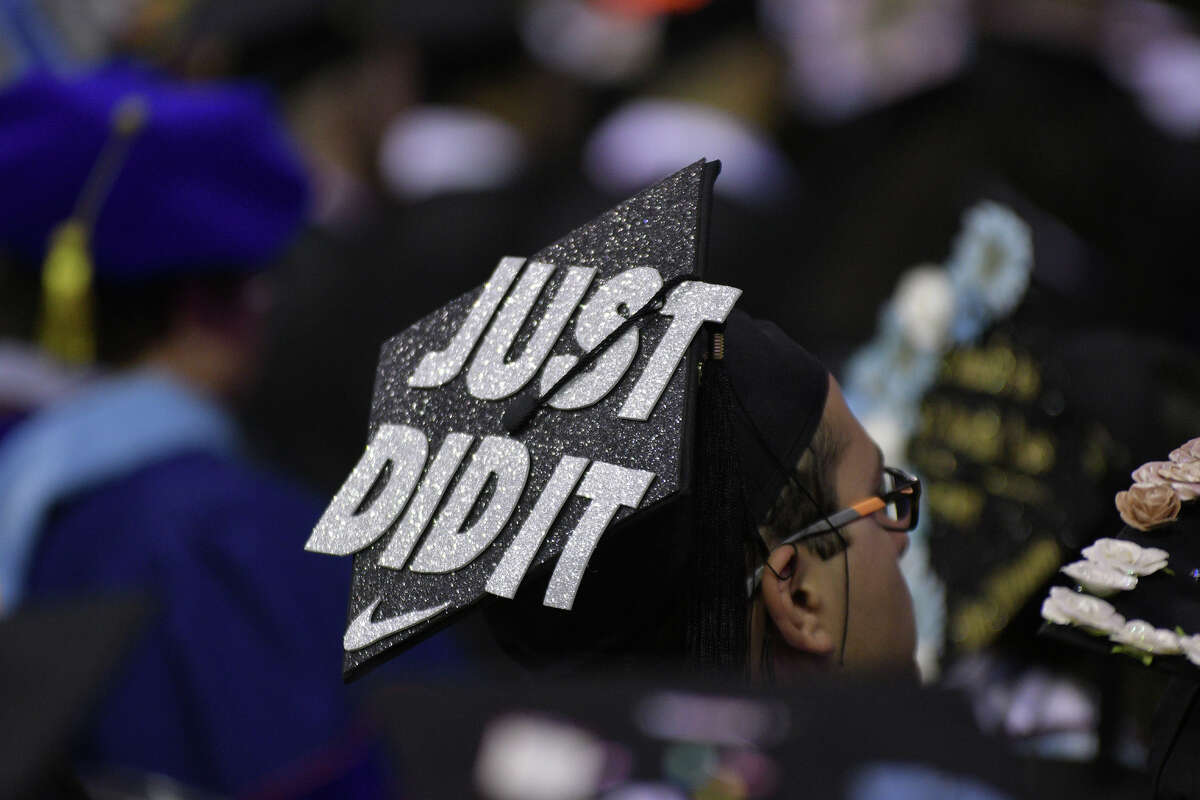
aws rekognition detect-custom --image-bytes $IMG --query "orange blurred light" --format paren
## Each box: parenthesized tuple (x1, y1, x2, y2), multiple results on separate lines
(593, 0, 713, 20)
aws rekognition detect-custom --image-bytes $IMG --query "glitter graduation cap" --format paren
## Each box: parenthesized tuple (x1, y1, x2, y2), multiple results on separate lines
(305, 160, 742, 678)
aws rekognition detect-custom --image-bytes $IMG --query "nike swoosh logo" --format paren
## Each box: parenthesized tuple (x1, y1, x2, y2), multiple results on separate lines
(343, 596, 451, 651)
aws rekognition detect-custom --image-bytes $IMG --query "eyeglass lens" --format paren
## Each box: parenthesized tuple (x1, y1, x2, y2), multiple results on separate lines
(878, 470, 913, 527)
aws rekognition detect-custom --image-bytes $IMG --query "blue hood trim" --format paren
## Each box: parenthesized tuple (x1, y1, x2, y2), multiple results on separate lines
(0, 371, 237, 610)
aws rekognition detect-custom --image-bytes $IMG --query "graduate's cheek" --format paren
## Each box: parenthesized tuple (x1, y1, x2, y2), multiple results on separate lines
(844, 523, 917, 671)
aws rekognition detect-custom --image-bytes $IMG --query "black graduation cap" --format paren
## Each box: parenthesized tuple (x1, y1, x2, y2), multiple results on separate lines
(306, 160, 748, 679)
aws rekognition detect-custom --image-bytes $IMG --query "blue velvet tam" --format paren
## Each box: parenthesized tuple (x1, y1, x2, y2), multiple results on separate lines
(0, 64, 309, 281)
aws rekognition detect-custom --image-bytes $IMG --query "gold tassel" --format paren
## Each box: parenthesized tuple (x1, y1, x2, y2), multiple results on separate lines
(36, 94, 147, 365)
(38, 220, 95, 364)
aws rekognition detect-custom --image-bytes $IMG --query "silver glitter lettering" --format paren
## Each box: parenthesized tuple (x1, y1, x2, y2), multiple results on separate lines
(617, 281, 741, 421)
(377, 432, 473, 570)
(409, 435, 531, 573)
(485, 455, 590, 599)
(343, 596, 451, 651)
(408, 256, 524, 387)
(305, 424, 427, 556)
(543, 461, 656, 610)
(466, 263, 596, 400)
(540, 267, 663, 410)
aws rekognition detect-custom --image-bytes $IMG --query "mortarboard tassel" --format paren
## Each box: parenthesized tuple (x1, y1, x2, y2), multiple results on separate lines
(39, 221, 95, 364)
(38, 95, 147, 365)
(685, 326, 760, 674)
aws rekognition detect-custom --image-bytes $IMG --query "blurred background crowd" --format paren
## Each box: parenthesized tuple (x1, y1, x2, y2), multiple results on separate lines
(3, 0, 1200, 798)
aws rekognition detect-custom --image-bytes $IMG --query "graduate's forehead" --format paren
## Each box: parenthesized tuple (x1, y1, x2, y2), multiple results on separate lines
(823, 379, 883, 507)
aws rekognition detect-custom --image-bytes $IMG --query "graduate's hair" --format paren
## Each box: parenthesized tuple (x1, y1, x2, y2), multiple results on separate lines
(759, 420, 851, 560)
(93, 271, 255, 365)
(0, 255, 37, 342)
(92, 276, 183, 365)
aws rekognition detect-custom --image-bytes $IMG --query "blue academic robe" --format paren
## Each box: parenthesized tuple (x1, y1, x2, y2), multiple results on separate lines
(0, 373, 459, 796)
(25, 451, 354, 793)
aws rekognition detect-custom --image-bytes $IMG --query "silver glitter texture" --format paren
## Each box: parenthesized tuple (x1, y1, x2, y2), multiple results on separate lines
(305, 424, 427, 556)
(486, 455, 589, 599)
(617, 281, 741, 421)
(338, 160, 710, 678)
(544, 461, 656, 610)
(410, 435, 530, 573)
(377, 432, 472, 569)
(408, 256, 523, 388)
(466, 263, 595, 400)
(540, 267, 663, 410)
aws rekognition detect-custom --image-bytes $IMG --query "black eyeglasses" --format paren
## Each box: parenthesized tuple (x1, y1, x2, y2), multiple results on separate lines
(748, 466, 921, 595)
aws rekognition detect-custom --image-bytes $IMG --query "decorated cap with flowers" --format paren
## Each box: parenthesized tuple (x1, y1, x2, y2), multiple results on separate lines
(1041, 435, 1200, 676)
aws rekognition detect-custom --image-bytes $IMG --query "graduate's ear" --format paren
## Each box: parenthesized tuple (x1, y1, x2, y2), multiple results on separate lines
(760, 543, 835, 656)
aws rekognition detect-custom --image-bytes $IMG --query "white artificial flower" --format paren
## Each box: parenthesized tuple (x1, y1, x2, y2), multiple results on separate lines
(1180, 634, 1200, 668)
(947, 201, 1033, 319)
(1081, 538, 1169, 576)
(889, 265, 956, 352)
(1060, 561, 1138, 597)
(1040, 586, 1125, 635)
(1110, 620, 1182, 655)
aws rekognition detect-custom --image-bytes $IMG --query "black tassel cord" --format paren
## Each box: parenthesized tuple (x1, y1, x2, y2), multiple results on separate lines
(685, 339, 763, 673)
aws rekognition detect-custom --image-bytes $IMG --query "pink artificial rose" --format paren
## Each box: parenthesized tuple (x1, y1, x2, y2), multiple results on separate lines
(1169, 437, 1200, 464)
(1131, 460, 1200, 501)
(1132, 461, 1174, 485)
(1159, 461, 1200, 483)
(1115, 482, 1181, 531)
(1158, 461, 1200, 500)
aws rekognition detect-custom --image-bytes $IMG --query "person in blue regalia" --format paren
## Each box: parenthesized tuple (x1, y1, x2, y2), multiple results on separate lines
(0, 65, 456, 796)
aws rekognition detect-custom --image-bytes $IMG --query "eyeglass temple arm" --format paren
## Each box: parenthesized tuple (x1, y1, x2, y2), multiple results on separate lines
(747, 506, 864, 596)
(779, 506, 865, 548)
(746, 483, 916, 595)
